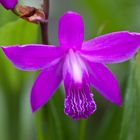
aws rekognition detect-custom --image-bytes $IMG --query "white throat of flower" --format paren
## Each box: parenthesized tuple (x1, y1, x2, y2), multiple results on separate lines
(63, 49, 87, 83)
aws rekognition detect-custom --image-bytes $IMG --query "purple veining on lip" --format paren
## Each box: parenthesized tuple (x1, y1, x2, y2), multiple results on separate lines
(64, 82, 96, 120)
(0, 0, 18, 10)
(1, 11, 140, 119)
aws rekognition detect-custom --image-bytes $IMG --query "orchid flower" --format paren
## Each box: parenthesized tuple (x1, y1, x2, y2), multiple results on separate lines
(1, 11, 140, 119)
(0, 0, 17, 9)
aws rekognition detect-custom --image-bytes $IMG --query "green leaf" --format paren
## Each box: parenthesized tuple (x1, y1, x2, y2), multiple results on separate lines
(0, 91, 8, 140)
(120, 52, 140, 140)
(0, 7, 17, 27)
(0, 19, 38, 45)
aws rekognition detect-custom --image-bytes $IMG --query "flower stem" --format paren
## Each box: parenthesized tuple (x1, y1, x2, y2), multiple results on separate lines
(35, 1, 51, 140)
(11, 8, 20, 16)
(49, 100, 64, 140)
(35, 110, 45, 140)
(40, 0, 49, 44)
(79, 119, 87, 140)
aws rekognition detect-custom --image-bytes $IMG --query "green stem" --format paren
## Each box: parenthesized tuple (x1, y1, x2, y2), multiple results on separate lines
(49, 100, 64, 140)
(11, 7, 20, 16)
(35, 110, 45, 140)
(79, 119, 87, 140)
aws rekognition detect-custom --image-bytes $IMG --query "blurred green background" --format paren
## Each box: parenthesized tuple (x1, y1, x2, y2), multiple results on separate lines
(0, 0, 140, 140)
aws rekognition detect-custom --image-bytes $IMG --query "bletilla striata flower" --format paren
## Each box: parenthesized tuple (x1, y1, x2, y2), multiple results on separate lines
(1, 11, 140, 119)
(0, 0, 17, 9)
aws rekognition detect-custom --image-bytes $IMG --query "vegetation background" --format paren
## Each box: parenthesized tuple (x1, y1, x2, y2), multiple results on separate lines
(0, 0, 140, 140)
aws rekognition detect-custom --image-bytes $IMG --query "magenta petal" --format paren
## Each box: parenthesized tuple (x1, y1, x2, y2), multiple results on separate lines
(2, 44, 64, 71)
(58, 11, 84, 49)
(0, 0, 17, 9)
(31, 61, 63, 112)
(81, 31, 140, 63)
(86, 61, 122, 106)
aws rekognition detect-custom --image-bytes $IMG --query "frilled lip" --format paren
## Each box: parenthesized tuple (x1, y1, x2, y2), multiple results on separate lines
(64, 82, 97, 120)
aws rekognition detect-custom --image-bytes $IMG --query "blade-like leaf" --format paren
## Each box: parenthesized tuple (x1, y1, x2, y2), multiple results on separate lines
(120, 52, 140, 140)
(0, 19, 38, 45)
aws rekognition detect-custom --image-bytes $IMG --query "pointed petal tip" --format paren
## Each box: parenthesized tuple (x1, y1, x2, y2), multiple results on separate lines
(30, 88, 45, 113)
(30, 90, 48, 113)
(117, 99, 123, 107)
(112, 97, 123, 107)
(1, 46, 8, 53)
(31, 97, 44, 113)
(31, 104, 40, 113)
(31, 108, 36, 113)
(31, 100, 39, 113)
(107, 92, 123, 107)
